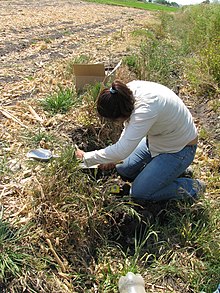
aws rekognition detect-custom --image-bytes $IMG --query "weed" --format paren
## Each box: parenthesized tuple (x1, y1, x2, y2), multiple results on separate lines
(126, 3, 220, 95)
(210, 99, 220, 113)
(203, 40, 220, 84)
(75, 82, 106, 126)
(0, 219, 31, 282)
(41, 85, 78, 114)
(131, 28, 152, 38)
(23, 129, 56, 148)
(0, 154, 10, 176)
(25, 75, 34, 81)
(129, 226, 158, 269)
(160, 4, 220, 93)
(140, 38, 180, 86)
(124, 55, 141, 77)
(199, 127, 210, 141)
(0, 142, 10, 177)
(84, 82, 103, 102)
(124, 37, 181, 87)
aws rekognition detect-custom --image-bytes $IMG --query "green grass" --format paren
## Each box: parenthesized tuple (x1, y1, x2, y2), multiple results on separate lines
(0, 142, 10, 177)
(124, 3, 220, 94)
(0, 219, 31, 282)
(0, 154, 9, 176)
(84, 0, 178, 11)
(124, 32, 181, 87)
(160, 3, 220, 93)
(41, 86, 78, 115)
(23, 129, 56, 148)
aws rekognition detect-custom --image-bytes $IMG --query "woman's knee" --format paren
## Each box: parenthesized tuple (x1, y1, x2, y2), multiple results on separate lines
(116, 163, 135, 181)
(130, 184, 153, 200)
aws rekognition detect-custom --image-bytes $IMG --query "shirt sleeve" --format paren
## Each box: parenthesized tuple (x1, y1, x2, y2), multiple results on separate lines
(83, 104, 158, 167)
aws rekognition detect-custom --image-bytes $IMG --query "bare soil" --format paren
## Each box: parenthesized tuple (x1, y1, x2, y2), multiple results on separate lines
(0, 0, 154, 105)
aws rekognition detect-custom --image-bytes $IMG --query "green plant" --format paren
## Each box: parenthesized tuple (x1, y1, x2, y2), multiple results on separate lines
(0, 141, 10, 177)
(141, 38, 180, 85)
(23, 129, 56, 148)
(0, 154, 9, 176)
(86, 82, 103, 101)
(124, 36, 180, 87)
(210, 99, 220, 113)
(0, 219, 31, 282)
(199, 127, 210, 141)
(73, 55, 91, 64)
(162, 4, 220, 54)
(41, 86, 78, 114)
(155, 4, 220, 93)
(124, 55, 141, 77)
(131, 28, 153, 38)
(75, 82, 104, 125)
(129, 226, 158, 270)
(203, 40, 220, 84)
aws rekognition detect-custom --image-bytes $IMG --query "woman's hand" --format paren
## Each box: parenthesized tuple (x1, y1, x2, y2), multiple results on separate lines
(98, 163, 116, 171)
(75, 145, 85, 161)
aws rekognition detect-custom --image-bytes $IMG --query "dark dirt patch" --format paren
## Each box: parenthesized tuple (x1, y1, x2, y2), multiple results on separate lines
(71, 122, 123, 151)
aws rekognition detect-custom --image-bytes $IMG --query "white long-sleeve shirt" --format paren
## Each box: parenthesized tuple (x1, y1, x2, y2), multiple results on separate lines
(83, 80, 198, 167)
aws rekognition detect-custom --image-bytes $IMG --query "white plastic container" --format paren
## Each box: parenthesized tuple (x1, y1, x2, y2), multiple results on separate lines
(118, 272, 146, 293)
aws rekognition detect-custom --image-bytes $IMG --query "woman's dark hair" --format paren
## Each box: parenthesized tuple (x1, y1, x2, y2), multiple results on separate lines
(97, 80, 135, 120)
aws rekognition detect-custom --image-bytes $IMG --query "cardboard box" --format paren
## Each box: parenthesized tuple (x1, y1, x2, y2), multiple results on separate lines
(73, 60, 122, 91)
(73, 63, 105, 91)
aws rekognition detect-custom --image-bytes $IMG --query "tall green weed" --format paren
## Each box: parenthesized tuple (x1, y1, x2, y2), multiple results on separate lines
(124, 4, 220, 93)
(162, 4, 220, 91)
(124, 32, 181, 89)
(167, 4, 220, 54)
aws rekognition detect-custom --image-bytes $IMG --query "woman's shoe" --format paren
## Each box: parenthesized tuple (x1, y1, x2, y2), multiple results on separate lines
(179, 166, 193, 178)
(196, 179, 206, 194)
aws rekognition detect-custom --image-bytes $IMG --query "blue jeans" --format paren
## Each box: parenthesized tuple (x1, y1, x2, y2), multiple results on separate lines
(116, 138, 198, 201)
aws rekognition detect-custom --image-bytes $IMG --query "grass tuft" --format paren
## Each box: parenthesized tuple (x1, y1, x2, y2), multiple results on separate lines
(41, 86, 78, 115)
(0, 219, 31, 282)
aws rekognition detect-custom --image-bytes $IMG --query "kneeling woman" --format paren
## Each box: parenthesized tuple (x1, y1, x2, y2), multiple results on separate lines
(76, 80, 205, 201)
